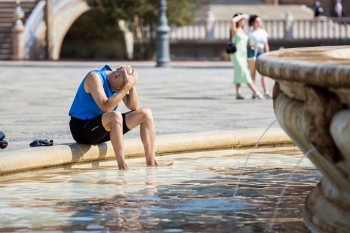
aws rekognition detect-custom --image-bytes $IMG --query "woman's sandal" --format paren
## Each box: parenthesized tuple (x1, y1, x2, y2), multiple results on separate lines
(236, 95, 245, 100)
(264, 93, 273, 99)
(254, 92, 264, 100)
(30, 139, 54, 147)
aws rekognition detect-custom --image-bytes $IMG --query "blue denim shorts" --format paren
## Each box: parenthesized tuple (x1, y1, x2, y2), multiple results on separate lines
(248, 48, 264, 59)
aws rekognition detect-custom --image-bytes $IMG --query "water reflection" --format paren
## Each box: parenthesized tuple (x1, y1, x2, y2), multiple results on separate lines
(0, 147, 321, 232)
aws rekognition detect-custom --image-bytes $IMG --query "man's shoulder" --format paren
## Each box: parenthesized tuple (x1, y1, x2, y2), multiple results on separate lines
(84, 71, 103, 87)
(86, 71, 101, 79)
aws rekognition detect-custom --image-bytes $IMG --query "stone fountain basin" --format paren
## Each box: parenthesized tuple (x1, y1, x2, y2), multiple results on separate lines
(256, 46, 350, 233)
(257, 46, 350, 104)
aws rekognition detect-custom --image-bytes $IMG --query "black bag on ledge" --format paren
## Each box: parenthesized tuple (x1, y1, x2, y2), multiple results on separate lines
(226, 43, 237, 54)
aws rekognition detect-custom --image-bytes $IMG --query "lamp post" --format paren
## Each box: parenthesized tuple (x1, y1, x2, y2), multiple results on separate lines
(156, 0, 170, 67)
(45, 0, 53, 60)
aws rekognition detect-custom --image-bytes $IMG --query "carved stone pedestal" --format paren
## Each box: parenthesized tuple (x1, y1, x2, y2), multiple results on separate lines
(256, 46, 350, 233)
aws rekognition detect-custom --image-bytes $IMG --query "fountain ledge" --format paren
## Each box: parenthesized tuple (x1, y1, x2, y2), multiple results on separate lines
(0, 128, 291, 176)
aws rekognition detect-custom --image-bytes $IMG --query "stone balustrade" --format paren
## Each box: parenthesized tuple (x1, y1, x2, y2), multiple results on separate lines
(159, 16, 350, 42)
(8, 1, 350, 60)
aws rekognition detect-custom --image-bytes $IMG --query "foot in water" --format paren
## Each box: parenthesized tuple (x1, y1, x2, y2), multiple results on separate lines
(147, 160, 174, 167)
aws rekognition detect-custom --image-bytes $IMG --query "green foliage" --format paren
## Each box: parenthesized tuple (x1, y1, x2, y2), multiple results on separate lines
(63, 11, 122, 42)
(61, 11, 127, 59)
(167, 0, 196, 26)
(87, 0, 196, 28)
(62, 0, 197, 60)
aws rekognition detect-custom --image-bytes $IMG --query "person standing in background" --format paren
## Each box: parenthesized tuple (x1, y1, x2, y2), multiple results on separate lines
(313, 1, 324, 17)
(335, 0, 344, 17)
(247, 15, 272, 99)
(229, 13, 262, 100)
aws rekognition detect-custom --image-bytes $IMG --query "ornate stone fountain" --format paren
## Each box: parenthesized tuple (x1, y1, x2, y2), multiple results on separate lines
(256, 46, 350, 233)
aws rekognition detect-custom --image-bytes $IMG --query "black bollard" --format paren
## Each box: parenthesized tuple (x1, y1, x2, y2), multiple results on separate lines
(156, 0, 170, 67)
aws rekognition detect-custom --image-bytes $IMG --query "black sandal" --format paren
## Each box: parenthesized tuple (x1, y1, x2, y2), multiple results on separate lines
(30, 139, 54, 147)
(0, 140, 7, 149)
(0, 131, 8, 149)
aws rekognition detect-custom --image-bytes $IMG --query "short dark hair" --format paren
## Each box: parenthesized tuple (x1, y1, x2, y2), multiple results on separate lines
(116, 66, 127, 85)
(248, 15, 259, 26)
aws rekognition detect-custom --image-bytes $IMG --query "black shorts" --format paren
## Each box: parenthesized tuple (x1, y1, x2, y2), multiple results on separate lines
(69, 112, 131, 144)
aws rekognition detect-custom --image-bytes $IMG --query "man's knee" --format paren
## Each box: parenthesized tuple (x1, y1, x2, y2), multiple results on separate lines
(105, 111, 123, 126)
(141, 108, 153, 121)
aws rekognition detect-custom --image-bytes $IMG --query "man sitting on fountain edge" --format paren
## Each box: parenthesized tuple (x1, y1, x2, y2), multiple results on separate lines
(68, 65, 167, 170)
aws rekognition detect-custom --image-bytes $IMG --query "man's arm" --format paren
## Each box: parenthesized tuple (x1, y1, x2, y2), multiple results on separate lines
(123, 86, 139, 110)
(85, 72, 132, 112)
(122, 68, 139, 110)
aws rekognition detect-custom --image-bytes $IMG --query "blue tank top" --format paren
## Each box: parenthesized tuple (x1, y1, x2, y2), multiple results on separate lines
(69, 65, 118, 120)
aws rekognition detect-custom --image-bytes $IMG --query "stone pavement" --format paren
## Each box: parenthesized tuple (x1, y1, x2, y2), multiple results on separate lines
(0, 61, 277, 151)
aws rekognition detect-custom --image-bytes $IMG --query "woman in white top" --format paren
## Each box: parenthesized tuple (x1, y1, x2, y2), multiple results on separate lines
(247, 15, 272, 99)
(335, 0, 343, 17)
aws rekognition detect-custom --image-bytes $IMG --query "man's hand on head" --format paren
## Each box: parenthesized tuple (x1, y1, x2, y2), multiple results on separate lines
(122, 65, 138, 88)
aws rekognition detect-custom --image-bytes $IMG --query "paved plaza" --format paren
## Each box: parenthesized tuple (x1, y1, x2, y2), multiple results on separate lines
(0, 61, 277, 151)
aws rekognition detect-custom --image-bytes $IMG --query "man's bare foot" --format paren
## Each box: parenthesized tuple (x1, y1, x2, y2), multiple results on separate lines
(158, 160, 174, 166)
(147, 160, 174, 167)
(118, 163, 128, 170)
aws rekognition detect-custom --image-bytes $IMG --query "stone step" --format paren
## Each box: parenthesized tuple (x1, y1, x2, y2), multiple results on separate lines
(0, 36, 12, 42)
(0, 22, 14, 28)
(0, 29, 11, 34)
(0, 43, 12, 48)
(0, 44, 12, 49)
(1, 48, 12, 55)
(0, 0, 37, 60)
(0, 1, 37, 17)
(0, 3, 37, 10)
(0, 45, 11, 50)
(0, 42, 12, 47)
(0, 54, 12, 60)
(0, 34, 12, 39)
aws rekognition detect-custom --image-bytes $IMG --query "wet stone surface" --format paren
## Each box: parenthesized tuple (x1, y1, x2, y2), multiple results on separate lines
(0, 147, 320, 232)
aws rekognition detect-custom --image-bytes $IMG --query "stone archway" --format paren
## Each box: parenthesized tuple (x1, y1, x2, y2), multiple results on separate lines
(51, 0, 89, 60)
(59, 10, 127, 60)
(24, 0, 89, 60)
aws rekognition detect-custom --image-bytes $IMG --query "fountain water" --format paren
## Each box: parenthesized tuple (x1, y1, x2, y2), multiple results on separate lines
(232, 120, 277, 199)
(0, 148, 318, 232)
(256, 45, 350, 233)
(268, 148, 315, 232)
